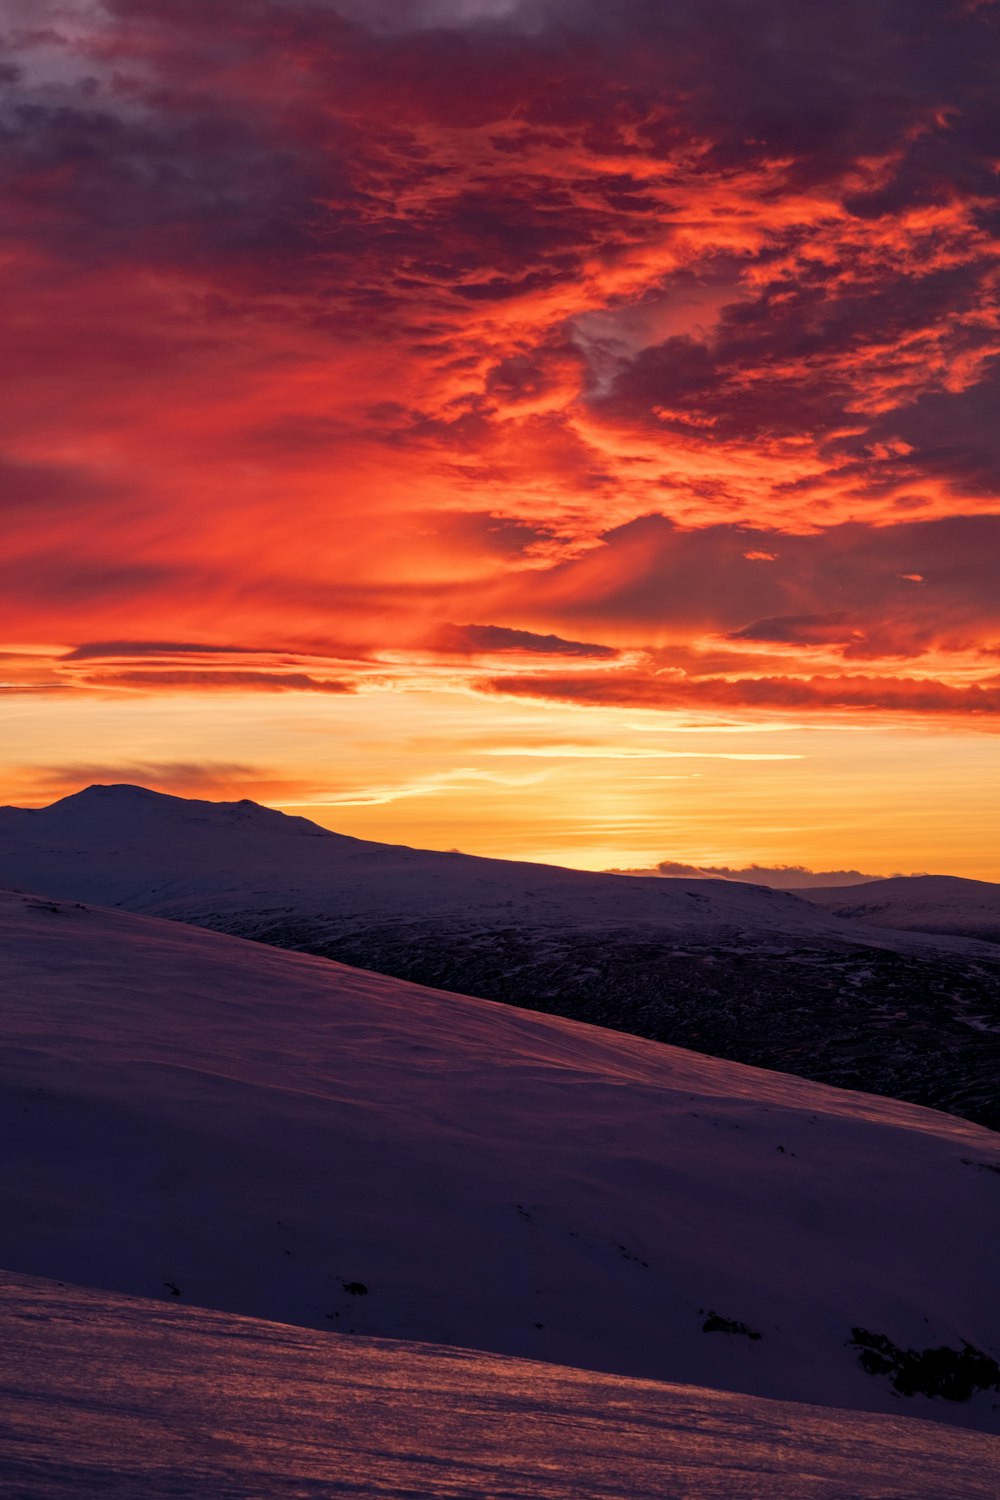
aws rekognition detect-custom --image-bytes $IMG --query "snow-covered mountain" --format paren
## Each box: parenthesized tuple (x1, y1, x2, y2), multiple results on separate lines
(2, 887, 998, 1434)
(2, 784, 1000, 1128)
(805, 875, 1000, 946)
(4, 1271, 998, 1499)
(0, 782, 862, 933)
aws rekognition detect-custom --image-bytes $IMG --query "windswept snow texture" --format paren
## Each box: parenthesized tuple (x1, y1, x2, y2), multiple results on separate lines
(1, 889, 999, 1432)
(805, 876, 1000, 947)
(2, 785, 1000, 1126)
(3, 1274, 998, 1500)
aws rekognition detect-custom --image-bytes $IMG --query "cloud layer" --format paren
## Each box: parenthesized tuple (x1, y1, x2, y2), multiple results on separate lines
(1, 0, 998, 729)
(609, 861, 882, 889)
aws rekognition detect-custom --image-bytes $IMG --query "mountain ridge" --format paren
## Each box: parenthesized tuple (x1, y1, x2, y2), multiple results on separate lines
(805, 874, 1000, 945)
(0, 782, 971, 932)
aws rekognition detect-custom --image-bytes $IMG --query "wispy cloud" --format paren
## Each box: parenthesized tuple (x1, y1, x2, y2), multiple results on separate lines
(433, 623, 618, 658)
(476, 670, 1000, 719)
(80, 671, 357, 695)
(288, 766, 547, 807)
(482, 744, 801, 760)
(63, 641, 264, 661)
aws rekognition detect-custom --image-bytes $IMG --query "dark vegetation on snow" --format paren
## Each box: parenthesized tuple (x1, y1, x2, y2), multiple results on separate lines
(702, 1312, 762, 1341)
(850, 1328, 1000, 1402)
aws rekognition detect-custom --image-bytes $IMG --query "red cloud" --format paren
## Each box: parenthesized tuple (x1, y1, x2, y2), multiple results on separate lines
(83, 671, 356, 695)
(475, 670, 1000, 719)
(433, 623, 618, 658)
(1, 0, 998, 738)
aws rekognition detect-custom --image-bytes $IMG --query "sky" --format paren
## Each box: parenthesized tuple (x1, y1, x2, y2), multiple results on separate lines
(1, 0, 999, 875)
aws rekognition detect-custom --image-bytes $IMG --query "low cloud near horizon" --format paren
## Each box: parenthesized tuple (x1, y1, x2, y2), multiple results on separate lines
(608, 861, 886, 889)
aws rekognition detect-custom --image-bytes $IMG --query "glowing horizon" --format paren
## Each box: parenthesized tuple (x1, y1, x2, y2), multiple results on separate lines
(2, 1, 999, 878)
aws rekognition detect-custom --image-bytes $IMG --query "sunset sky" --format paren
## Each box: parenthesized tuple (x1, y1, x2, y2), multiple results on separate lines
(2, 0, 999, 875)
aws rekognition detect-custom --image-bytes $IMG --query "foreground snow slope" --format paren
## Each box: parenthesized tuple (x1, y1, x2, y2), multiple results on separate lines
(2, 889, 998, 1432)
(3, 1273, 997, 1500)
(806, 875, 1000, 945)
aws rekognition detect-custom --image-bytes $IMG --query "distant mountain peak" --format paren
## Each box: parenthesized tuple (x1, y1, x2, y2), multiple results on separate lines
(50, 782, 199, 809)
(18, 783, 359, 850)
(59, 783, 270, 815)
(74, 783, 170, 800)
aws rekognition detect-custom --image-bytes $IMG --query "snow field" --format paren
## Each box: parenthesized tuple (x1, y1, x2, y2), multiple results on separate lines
(2, 889, 998, 1433)
(3, 1270, 998, 1499)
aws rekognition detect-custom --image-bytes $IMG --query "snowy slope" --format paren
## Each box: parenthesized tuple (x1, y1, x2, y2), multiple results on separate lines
(3, 785, 1000, 1130)
(3, 1272, 998, 1500)
(1, 888, 998, 1433)
(806, 875, 1000, 945)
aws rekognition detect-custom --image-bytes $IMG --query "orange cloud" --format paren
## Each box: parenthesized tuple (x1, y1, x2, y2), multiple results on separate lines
(476, 669, 1000, 719)
(0, 0, 998, 821)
